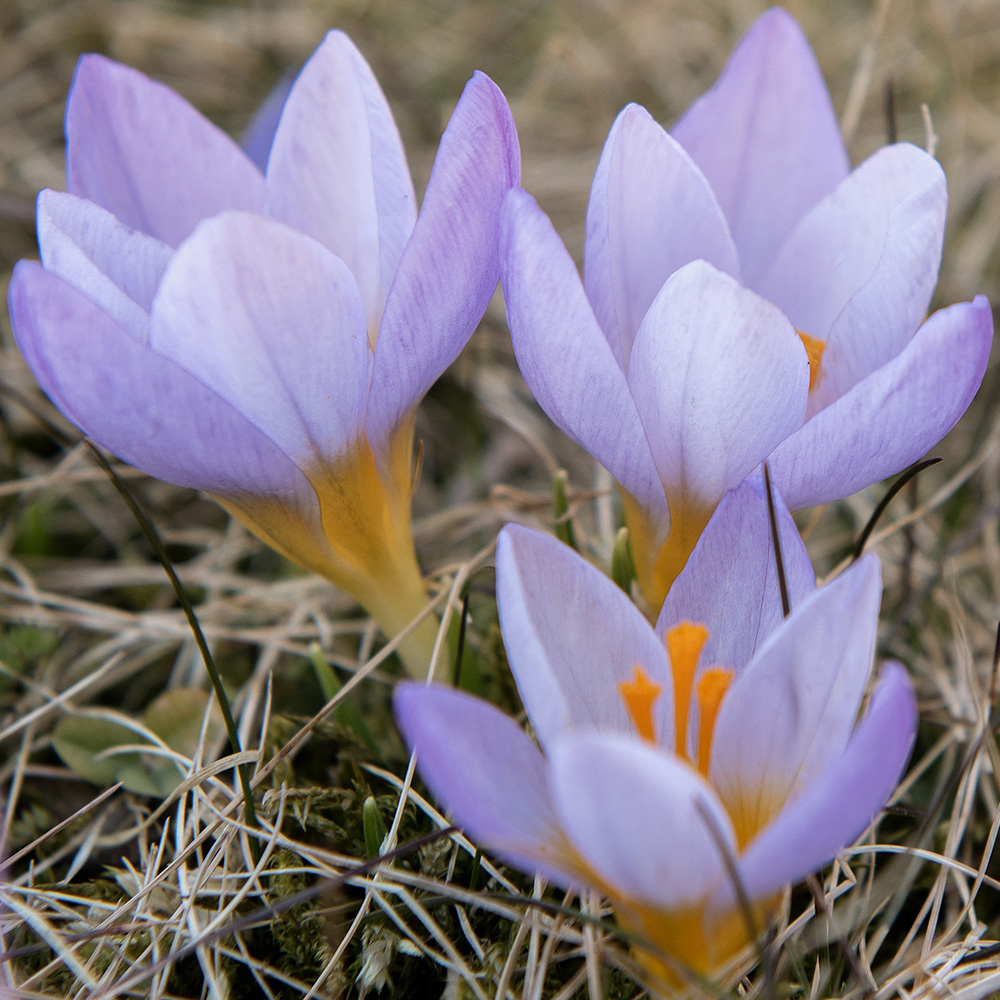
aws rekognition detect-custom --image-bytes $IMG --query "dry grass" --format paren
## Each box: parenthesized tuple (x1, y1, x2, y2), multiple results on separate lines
(2, 0, 1000, 997)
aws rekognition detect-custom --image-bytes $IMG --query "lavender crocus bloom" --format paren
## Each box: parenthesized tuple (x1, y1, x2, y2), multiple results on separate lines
(8, 32, 521, 676)
(501, 7, 992, 614)
(396, 495, 916, 984)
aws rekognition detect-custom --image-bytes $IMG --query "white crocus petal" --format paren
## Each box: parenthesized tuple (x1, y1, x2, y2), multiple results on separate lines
(585, 102, 739, 367)
(37, 190, 172, 341)
(550, 732, 735, 908)
(366, 71, 520, 453)
(671, 8, 849, 285)
(266, 30, 416, 330)
(150, 212, 370, 474)
(720, 663, 917, 909)
(657, 476, 815, 673)
(769, 297, 993, 511)
(66, 54, 265, 247)
(626, 261, 809, 512)
(394, 683, 573, 886)
(501, 188, 669, 536)
(756, 143, 946, 410)
(710, 555, 881, 845)
(497, 524, 673, 750)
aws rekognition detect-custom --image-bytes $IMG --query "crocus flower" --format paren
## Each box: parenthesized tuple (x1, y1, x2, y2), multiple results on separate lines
(501, 7, 992, 614)
(395, 494, 917, 985)
(8, 32, 521, 677)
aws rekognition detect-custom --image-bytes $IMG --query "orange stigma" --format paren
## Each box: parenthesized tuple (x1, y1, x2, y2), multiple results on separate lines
(666, 622, 708, 759)
(695, 667, 733, 775)
(797, 330, 826, 392)
(619, 665, 662, 743)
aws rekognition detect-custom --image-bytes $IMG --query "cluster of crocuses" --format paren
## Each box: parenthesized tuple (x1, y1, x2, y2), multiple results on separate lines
(8, 6, 992, 991)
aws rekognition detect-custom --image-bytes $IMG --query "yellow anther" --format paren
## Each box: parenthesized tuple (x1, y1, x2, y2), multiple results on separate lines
(666, 622, 708, 759)
(695, 667, 734, 775)
(619, 664, 663, 744)
(797, 330, 826, 392)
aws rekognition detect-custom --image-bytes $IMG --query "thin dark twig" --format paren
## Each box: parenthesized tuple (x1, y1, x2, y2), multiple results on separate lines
(989, 619, 1000, 709)
(452, 591, 470, 687)
(84, 443, 259, 834)
(763, 462, 790, 617)
(0, 381, 257, 834)
(695, 798, 762, 961)
(852, 458, 941, 561)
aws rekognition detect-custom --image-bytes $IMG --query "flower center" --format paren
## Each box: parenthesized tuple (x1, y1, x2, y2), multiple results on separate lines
(618, 622, 733, 775)
(797, 330, 826, 392)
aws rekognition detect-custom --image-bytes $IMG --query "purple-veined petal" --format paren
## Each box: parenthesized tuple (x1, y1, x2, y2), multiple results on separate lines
(657, 475, 815, 675)
(550, 732, 735, 908)
(756, 144, 946, 408)
(150, 212, 370, 475)
(671, 9, 849, 285)
(626, 260, 809, 512)
(769, 297, 993, 511)
(367, 72, 520, 451)
(9, 261, 316, 509)
(36, 190, 172, 341)
(584, 103, 739, 367)
(266, 30, 415, 328)
(240, 73, 294, 173)
(394, 683, 572, 885)
(66, 54, 265, 247)
(497, 524, 673, 750)
(501, 188, 668, 536)
(709, 555, 881, 844)
(718, 663, 916, 909)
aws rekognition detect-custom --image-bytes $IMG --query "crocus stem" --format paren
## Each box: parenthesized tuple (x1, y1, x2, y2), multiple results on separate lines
(621, 488, 713, 617)
(355, 551, 443, 680)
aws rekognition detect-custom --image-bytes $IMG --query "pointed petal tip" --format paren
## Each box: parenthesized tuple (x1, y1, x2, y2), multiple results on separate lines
(741, 7, 815, 58)
(457, 70, 521, 186)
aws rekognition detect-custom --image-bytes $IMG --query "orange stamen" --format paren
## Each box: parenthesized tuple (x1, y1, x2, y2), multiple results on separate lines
(666, 622, 708, 759)
(695, 667, 734, 775)
(797, 330, 826, 392)
(618, 665, 663, 743)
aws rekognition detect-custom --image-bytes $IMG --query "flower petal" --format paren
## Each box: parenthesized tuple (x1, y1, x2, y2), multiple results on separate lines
(584, 103, 739, 367)
(756, 144, 946, 407)
(367, 72, 520, 450)
(671, 9, 849, 285)
(710, 555, 882, 844)
(550, 732, 735, 908)
(150, 212, 370, 474)
(769, 297, 993, 510)
(721, 662, 916, 909)
(36, 190, 172, 341)
(9, 261, 313, 507)
(265, 31, 415, 327)
(66, 54, 265, 246)
(394, 683, 570, 884)
(626, 260, 809, 512)
(501, 188, 668, 535)
(657, 475, 815, 674)
(497, 524, 673, 749)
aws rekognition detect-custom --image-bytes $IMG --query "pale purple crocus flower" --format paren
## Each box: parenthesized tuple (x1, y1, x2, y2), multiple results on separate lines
(501, 7, 992, 615)
(8, 32, 521, 677)
(395, 493, 916, 984)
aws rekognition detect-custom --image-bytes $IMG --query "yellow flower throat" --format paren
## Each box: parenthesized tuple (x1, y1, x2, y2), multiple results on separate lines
(618, 622, 733, 775)
(797, 330, 825, 392)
